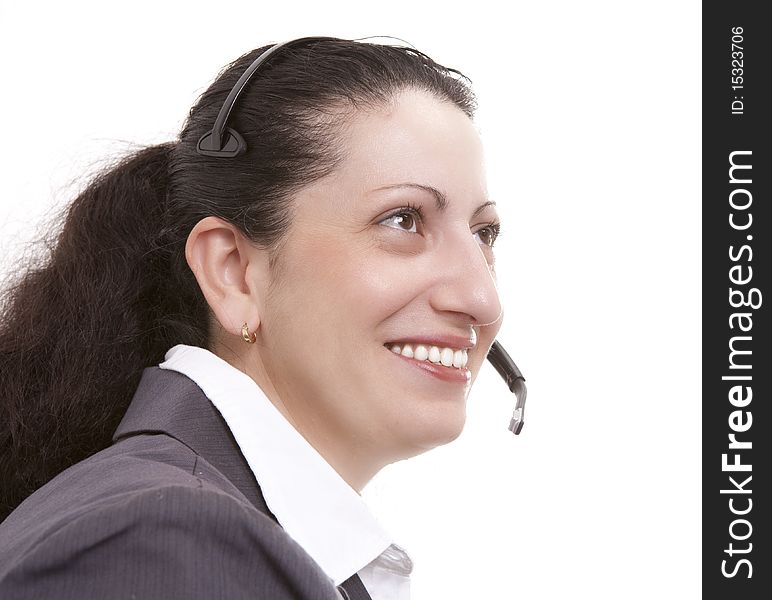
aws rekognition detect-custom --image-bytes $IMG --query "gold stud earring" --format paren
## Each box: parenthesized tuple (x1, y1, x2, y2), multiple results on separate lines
(241, 322, 256, 344)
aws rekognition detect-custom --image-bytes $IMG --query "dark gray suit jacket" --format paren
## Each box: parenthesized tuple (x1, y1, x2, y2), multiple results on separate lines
(0, 367, 372, 599)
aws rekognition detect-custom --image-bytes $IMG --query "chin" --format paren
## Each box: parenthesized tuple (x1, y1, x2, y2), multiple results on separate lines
(392, 406, 467, 458)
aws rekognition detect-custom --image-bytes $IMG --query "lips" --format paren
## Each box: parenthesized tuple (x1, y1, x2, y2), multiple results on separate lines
(383, 342, 472, 384)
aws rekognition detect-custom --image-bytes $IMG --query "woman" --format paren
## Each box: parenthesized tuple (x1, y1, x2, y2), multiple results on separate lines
(0, 36, 504, 599)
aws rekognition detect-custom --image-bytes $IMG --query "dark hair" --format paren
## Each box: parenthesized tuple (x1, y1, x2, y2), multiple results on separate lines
(0, 38, 477, 521)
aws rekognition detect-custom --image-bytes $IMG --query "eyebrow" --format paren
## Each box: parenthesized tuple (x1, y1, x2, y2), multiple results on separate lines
(371, 183, 497, 219)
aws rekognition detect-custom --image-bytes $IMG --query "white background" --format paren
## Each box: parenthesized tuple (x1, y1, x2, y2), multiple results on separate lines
(0, 1, 701, 598)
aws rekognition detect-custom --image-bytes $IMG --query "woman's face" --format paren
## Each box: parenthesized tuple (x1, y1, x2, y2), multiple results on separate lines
(253, 88, 503, 486)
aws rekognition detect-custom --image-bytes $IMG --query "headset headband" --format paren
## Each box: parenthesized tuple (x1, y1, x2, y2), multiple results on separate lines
(197, 36, 342, 157)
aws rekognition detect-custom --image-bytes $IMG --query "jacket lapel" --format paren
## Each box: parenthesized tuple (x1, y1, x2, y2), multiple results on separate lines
(112, 366, 278, 523)
(113, 366, 372, 600)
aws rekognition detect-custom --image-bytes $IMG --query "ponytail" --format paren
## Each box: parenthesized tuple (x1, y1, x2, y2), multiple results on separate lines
(0, 142, 207, 521)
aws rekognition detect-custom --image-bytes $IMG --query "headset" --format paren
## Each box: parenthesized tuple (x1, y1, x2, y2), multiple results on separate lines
(196, 36, 527, 435)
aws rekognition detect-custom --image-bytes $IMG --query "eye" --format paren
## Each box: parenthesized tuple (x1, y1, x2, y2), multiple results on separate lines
(378, 203, 424, 234)
(474, 222, 502, 248)
(378, 204, 502, 248)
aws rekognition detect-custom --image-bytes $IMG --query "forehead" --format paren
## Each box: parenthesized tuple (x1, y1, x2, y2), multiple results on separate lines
(331, 88, 488, 201)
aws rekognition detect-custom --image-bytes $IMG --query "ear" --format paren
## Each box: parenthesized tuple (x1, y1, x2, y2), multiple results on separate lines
(184, 216, 271, 339)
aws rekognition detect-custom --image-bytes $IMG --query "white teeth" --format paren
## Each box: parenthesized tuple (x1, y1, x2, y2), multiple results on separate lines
(428, 346, 441, 363)
(387, 343, 468, 369)
(440, 348, 453, 366)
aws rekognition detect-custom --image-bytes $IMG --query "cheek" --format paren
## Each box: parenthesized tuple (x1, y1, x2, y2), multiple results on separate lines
(345, 256, 415, 314)
(288, 235, 419, 331)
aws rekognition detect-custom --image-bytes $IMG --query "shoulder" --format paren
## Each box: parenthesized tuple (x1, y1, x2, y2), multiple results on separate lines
(0, 435, 340, 599)
(0, 483, 339, 600)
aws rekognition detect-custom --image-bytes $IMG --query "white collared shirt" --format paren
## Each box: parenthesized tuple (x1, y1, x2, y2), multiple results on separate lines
(159, 344, 413, 599)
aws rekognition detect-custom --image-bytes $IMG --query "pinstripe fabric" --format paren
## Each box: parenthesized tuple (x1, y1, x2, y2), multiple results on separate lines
(338, 571, 377, 599)
(0, 367, 359, 599)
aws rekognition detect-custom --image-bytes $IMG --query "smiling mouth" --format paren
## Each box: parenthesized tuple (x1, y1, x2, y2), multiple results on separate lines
(383, 342, 469, 370)
(383, 343, 471, 384)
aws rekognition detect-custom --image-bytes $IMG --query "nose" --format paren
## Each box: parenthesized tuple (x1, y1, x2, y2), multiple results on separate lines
(427, 230, 503, 328)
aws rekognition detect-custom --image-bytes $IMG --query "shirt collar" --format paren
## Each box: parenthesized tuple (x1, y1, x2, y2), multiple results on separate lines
(158, 343, 400, 586)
